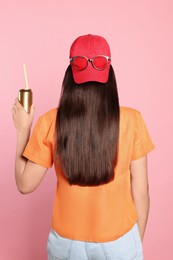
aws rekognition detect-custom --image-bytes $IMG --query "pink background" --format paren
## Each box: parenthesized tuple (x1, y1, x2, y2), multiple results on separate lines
(0, 0, 172, 259)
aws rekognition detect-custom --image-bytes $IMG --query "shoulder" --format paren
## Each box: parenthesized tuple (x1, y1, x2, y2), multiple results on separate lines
(38, 108, 57, 124)
(34, 108, 58, 132)
(120, 106, 141, 120)
(119, 106, 145, 131)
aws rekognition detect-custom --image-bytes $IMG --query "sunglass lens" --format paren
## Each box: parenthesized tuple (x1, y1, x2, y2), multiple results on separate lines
(93, 56, 107, 70)
(73, 57, 88, 71)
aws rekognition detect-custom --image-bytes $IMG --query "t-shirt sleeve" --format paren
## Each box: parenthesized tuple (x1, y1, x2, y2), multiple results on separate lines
(23, 116, 54, 168)
(131, 112, 155, 161)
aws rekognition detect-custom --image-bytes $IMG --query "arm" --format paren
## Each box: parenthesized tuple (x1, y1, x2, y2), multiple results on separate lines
(13, 99, 47, 194)
(130, 155, 150, 241)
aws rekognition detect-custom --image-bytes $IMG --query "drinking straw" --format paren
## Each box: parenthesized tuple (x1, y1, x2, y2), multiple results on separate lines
(23, 63, 29, 90)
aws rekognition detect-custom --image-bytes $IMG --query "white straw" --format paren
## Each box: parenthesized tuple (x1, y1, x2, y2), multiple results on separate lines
(23, 64, 29, 90)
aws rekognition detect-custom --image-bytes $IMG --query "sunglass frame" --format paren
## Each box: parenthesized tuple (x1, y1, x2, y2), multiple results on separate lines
(70, 55, 111, 71)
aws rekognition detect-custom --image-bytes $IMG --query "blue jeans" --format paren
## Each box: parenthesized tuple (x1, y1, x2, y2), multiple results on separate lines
(47, 224, 143, 259)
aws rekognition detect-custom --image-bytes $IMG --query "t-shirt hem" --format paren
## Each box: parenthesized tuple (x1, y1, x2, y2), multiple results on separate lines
(23, 151, 52, 168)
(51, 220, 138, 243)
(131, 145, 155, 161)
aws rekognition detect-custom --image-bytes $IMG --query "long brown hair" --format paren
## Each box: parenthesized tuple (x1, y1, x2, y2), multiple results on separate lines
(55, 65, 119, 186)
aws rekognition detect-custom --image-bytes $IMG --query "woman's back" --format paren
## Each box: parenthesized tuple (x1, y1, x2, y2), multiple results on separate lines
(23, 106, 154, 242)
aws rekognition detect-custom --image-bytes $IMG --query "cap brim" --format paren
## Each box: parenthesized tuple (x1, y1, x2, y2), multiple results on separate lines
(72, 63, 110, 84)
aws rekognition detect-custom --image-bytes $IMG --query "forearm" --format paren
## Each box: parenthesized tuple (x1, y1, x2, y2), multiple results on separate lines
(13, 99, 34, 191)
(15, 130, 30, 190)
(133, 193, 150, 241)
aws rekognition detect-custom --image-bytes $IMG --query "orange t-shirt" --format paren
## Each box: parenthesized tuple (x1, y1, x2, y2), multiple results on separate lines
(23, 107, 155, 242)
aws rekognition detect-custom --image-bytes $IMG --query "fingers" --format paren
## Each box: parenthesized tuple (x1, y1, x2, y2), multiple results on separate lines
(12, 98, 35, 131)
(12, 98, 35, 118)
(15, 98, 23, 109)
(12, 98, 24, 113)
(12, 100, 18, 114)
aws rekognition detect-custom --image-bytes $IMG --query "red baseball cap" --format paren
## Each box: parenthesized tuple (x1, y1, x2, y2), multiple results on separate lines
(69, 34, 111, 84)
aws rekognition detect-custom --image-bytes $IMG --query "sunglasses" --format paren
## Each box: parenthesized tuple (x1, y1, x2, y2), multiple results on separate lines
(70, 55, 111, 71)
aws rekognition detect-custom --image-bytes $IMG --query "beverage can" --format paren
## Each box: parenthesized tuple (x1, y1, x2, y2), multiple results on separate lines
(18, 89, 33, 113)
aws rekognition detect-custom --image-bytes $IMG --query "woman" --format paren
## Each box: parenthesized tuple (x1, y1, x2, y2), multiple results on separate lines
(12, 34, 155, 259)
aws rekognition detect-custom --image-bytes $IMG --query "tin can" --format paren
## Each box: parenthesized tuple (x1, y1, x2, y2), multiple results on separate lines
(18, 89, 33, 113)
